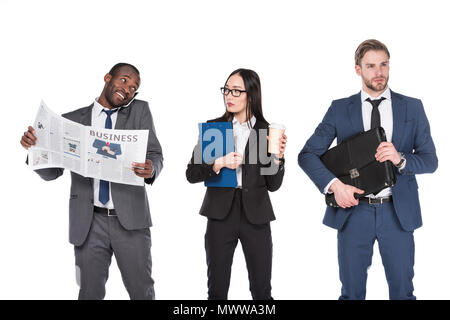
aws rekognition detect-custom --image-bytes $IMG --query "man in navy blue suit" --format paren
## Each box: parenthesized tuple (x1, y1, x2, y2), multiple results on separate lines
(298, 39, 438, 300)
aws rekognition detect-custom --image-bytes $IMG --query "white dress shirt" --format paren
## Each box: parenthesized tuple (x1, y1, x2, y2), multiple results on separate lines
(324, 87, 404, 198)
(92, 99, 127, 209)
(232, 116, 256, 188)
(361, 87, 393, 198)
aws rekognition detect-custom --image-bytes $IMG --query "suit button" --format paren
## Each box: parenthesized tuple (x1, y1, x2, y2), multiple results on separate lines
(243, 188, 248, 192)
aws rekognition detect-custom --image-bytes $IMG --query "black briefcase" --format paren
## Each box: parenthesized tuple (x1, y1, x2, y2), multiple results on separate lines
(320, 127, 396, 207)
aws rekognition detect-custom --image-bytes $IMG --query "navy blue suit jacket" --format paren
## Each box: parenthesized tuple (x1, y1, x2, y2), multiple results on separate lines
(298, 90, 438, 231)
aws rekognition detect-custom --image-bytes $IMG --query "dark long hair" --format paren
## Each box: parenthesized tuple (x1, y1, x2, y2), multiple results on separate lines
(221, 68, 267, 124)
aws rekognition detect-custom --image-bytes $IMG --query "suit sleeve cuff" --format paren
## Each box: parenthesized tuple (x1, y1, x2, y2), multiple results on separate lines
(398, 158, 406, 171)
(324, 178, 338, 194)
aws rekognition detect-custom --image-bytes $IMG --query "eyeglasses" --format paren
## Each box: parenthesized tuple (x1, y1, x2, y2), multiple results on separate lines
(220, 87, 246, 97)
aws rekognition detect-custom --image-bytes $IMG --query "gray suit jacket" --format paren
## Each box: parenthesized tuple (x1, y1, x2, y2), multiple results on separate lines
(34, 99, 163, 246)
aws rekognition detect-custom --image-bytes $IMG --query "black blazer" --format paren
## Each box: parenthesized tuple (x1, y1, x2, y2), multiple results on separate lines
(186, 117, 285, 224)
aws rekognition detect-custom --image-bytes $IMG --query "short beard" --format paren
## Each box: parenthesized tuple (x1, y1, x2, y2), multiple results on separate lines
(364, 76, 388, 93)
(105, 86, 122, 109)
(105, 95, 120, 109)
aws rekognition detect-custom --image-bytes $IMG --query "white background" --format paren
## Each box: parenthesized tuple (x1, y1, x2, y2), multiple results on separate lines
(0, 0, 448, 300)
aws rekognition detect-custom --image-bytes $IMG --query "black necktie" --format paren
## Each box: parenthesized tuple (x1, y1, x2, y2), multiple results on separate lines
(366, 97, 386, 129)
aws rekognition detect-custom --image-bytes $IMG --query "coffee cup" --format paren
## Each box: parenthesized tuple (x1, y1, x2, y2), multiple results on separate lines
(268, 123, 286, 154)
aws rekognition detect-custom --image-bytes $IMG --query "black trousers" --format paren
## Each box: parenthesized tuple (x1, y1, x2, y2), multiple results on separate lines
(205, 188, 273, 300)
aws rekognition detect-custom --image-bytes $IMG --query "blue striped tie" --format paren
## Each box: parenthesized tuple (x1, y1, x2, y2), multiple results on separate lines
(99, 108, 119, 205)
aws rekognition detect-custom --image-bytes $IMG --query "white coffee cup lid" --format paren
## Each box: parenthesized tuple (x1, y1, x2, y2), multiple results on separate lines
(269, 123, 286, 130)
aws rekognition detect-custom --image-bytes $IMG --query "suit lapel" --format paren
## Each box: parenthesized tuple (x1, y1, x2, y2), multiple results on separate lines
(80, 104, 93, 126)
(348, 92, 364, 134)
(391, 90, 407, 149)
(114, 105, 130, 129)
(244, 119, 266, 163)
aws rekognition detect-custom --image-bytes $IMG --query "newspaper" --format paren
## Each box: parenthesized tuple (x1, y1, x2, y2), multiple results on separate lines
(28, 101, 149, 186)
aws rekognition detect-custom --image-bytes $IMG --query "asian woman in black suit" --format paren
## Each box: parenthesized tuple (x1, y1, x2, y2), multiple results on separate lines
(186, 68, 287, 300)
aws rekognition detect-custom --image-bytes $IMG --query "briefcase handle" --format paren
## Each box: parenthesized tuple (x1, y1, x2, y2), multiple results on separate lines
(325, 193, 361, 208)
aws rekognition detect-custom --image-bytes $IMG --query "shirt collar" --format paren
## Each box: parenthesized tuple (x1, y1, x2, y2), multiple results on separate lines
(93, 99, 108, 117)
(93, 96, 135, 117)
(361, 87, 391, 103)
(232, 115, 256, 128)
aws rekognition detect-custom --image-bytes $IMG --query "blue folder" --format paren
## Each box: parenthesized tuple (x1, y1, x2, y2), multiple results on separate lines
(199, 122, 237, 188)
